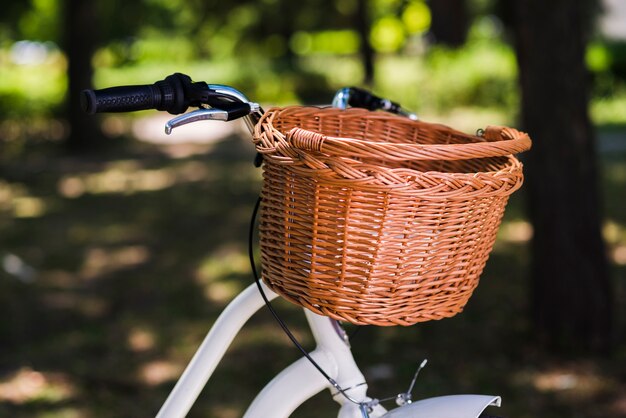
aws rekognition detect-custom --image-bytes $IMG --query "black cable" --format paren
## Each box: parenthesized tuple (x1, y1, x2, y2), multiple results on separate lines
(247, 196, 363, 404)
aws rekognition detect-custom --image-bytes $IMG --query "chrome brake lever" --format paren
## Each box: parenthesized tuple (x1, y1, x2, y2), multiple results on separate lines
(165, 108, 229, 135)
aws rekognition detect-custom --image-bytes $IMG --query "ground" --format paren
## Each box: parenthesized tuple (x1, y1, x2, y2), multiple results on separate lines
(0, 115, 624, 418)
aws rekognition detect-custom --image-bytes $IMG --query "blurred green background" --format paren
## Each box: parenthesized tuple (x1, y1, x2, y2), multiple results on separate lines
(0, 0, 625, 417)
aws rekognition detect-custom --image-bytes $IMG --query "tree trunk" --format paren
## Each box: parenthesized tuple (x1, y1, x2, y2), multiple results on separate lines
(427, 0, 469, 47)
(356, 0, 375, 86)
(63, 0, 104, 152)
(513, 0, 613, 353)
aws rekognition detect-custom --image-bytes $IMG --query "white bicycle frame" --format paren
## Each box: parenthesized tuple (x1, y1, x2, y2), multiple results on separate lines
(154, 282, 500, 418)
(155, 88, 503, 418)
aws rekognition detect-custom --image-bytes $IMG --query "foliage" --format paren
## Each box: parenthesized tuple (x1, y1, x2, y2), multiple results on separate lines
(1, 0, 626, 127)
(0, 45, 66, 117)
(420, 17, 519, 112)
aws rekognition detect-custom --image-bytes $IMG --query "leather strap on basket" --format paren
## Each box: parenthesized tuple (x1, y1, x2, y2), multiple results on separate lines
(286, 125, 531, 161)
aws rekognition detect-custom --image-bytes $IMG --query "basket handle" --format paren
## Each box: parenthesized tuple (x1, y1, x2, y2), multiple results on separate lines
(286, 125, 531, 161)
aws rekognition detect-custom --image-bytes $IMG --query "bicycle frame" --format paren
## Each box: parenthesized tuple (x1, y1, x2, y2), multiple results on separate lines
(154, 281, 501, 418)
(155, 281, 387, 418)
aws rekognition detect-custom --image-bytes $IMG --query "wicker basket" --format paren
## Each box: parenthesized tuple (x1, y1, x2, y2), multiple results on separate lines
(253, 106, 531, 326)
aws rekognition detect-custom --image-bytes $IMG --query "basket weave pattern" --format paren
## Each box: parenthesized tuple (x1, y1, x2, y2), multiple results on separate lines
(253, 106, 531, 326)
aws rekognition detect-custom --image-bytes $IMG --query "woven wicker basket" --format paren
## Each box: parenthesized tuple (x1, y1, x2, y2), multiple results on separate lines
(253, 106, 531, 326)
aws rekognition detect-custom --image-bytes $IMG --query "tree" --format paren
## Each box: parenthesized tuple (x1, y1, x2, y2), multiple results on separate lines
(63, 0, 104, 151)
(427, 0, 469, 47)
(512, 0, 613, 353)
(356, 0, 375, 86)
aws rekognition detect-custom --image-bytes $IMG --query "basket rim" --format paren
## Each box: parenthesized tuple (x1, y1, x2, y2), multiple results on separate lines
(254, 106, 532, 162)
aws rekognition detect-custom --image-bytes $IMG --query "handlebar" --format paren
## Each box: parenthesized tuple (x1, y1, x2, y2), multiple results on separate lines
(81, 73, 416, 134)
(81, 73, 262, 133)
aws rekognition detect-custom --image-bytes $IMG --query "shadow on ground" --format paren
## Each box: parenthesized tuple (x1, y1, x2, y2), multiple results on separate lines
(0, 124, 624, 418)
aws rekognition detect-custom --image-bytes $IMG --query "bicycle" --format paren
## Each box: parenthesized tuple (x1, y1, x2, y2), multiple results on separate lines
(82, 73, 529, 418)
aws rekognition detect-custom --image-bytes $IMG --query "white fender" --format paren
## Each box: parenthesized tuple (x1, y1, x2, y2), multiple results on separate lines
(381, 395, 501, 418)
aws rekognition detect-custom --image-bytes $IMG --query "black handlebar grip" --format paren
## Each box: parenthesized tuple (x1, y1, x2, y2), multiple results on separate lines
(80, 84, 162, 115)
(80, 73, 208, 115)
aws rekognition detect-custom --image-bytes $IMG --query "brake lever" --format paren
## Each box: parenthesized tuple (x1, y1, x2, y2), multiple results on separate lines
(165, 108, 229, 134)
(165, 101, 263, 135)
